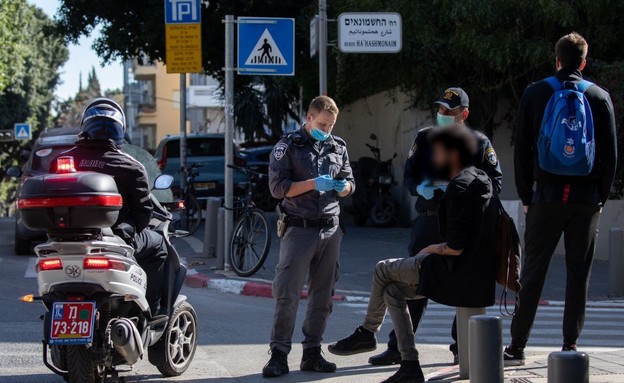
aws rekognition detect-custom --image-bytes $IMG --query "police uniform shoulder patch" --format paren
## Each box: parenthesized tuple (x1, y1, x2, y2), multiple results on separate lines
(273, 142, 288, 161)
(485, 147, 498, 166)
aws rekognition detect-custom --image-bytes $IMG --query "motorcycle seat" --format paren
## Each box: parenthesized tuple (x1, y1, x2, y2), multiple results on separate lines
(101, 228, 127, 245)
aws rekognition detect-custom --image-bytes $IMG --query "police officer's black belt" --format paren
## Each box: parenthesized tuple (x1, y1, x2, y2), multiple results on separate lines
(289, 217, 337, 229)
(416, 210, 438, 217)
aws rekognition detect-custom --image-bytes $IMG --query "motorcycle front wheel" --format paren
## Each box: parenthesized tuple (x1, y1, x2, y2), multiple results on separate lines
(370, 198, 396, 227)
(66, 345, 105, 383)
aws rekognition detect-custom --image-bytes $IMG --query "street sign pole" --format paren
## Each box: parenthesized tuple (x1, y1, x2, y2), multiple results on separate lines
(318, 0, 328, 95)
(223, 14, 235, 271)
(179, 73, 187, 189)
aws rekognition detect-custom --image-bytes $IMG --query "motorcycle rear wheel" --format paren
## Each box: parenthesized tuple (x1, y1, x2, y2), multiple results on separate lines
(370, 198, 396, 227)
(66, 345, 105, 383)
(149, 302, 198, 377)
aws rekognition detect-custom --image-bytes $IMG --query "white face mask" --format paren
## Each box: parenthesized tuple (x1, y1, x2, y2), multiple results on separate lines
(436, 113, 456, 127)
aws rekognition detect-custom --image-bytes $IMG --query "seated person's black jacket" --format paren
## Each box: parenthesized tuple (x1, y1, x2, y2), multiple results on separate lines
(52, 138, 153, 242)
(418, 166, 498, 308)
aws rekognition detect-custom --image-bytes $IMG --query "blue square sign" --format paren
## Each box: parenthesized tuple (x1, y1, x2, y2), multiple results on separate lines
(165, 0, 201, 24)
(14, 123, 31, 140)
(237, 17, 295, 76)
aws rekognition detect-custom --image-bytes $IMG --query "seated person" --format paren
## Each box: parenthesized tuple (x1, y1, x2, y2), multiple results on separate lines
(52, 98, 168, 315)
(327, 125, 498, 383)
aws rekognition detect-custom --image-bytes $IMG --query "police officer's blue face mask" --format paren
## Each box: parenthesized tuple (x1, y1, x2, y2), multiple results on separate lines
(310, 127, 330, 141)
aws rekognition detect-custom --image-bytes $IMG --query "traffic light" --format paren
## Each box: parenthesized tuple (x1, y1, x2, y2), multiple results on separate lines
(0, 130, 14, 142)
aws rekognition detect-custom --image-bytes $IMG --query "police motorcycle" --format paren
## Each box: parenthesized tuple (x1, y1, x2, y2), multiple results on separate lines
(348, 133, 398, 227)
(17, 156, 197, 383)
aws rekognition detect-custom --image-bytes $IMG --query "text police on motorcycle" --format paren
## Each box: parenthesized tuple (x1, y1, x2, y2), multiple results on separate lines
(367, 88, 503, 367)
(264, 96, 355, 378)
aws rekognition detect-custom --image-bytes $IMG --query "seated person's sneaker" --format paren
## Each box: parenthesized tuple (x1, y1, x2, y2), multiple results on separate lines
(328, 326, 377, 356)
(503, 345, 526, 366)
(380, 360, 425, 383)
(368, 348, 402, 366)
(300, 347, 336, 373)
(562, 343, 577, 352)
(262, 348, 289, 378)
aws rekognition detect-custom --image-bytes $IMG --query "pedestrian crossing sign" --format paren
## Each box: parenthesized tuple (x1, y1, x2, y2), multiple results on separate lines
(237, 17, 295, 76)
(14, 123, 31, 140)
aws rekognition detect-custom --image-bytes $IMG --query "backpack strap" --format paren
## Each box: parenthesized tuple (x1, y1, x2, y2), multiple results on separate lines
(544, 76, 563, 91)
(576, 79, 594, 93)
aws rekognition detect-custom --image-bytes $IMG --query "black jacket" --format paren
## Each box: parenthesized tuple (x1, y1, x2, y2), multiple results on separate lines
(418, 167, 498, 308)
(514, 68, 617, 205)
(54, 139, 153, 239)
(404, 126, 503, 211)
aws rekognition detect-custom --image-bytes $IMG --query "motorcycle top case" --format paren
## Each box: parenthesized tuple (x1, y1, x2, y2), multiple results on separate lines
(16, 172, 122, 230)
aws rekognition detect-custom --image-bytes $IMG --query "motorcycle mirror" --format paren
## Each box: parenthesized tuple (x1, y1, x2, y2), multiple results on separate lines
(6, 166, 22, 178)
(369, 133, 377, 140)
(154, 174, 174, 190)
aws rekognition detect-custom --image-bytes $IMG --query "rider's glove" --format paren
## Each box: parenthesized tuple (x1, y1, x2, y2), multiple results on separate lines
(315, 175, 335, 192)
(333, 179, 348, 193)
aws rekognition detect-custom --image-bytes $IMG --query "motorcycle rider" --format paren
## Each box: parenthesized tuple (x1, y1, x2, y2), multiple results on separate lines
(52, 98, 168, 315)
(368, 87, 503, 366)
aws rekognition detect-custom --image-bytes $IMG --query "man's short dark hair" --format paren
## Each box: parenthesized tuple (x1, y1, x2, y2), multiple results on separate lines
(429, 125, 478, 167)
(555, 32, 588, 69)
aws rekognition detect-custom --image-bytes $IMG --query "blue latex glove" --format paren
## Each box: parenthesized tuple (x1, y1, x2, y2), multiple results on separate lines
(417, 180, 448, 200)
(315, 175, 334, 192)
(333, 179, 348, 193)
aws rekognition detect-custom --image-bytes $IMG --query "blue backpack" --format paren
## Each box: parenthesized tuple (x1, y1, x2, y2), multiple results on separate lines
(537, 76, 595, 176)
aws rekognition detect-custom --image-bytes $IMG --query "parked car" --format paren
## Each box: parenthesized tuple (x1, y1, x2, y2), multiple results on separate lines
(239, 145, 278, 211)
(154, 134, 248, 200)
(9, 127, 81, 255)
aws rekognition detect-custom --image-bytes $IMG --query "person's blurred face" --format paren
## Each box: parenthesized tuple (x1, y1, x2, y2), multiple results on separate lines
(306, 110, 337, 135)
(432, 142, 454, 179)
(438, 106, 469, 124)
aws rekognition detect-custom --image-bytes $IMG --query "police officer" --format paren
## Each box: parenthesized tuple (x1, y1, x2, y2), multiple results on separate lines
(263, 96, 355, 378)
(368, 87, 503, 366)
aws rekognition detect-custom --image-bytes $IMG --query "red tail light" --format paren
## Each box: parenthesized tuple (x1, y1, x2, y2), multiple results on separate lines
(233, 156, 247, 167)
(56, 156, 76, 174)
(17, 195, 123, 209)
(158, 145, 168, 170)
(37, 258, 63, 272)
(83, 257, 127, 271)
(177, 200, 185, 210)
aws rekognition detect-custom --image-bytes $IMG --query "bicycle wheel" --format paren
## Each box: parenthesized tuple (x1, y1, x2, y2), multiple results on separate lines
(229, 208, 271, 277)
(175, 194, 202, 235)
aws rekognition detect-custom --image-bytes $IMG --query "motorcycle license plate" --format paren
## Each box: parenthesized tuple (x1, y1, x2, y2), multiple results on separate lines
(49, 302, 96, 345)
(195, 182, 216, 190)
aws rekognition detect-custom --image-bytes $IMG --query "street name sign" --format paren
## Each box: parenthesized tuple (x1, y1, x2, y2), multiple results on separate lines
(165, 0, 202, 73)
(237, 17, 295, 76)
(337, 12, 402, 54)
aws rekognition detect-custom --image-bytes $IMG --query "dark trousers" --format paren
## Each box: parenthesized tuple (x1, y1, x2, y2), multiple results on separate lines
(387, 215, 458, 353)
(134, 229, 168, 312)
(510, 203, 601, 348)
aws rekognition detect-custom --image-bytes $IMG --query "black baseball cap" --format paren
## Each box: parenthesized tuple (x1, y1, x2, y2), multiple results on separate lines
(434, 87, 469, 110)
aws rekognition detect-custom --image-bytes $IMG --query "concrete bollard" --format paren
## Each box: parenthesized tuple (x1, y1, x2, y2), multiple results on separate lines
(469, 315, 503, 383)
(202, 197, 222, 258)
(216, 207, 226, 270)
(609, 228, 624, 296)
(547, 351, 589, 383)
(456, 307, 486, 379)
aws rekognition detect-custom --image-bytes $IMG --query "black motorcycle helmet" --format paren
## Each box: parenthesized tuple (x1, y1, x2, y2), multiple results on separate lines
(80, 98, 126, 144)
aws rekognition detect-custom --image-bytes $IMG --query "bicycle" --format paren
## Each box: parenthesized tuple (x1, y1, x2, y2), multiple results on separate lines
(172, 163, 203, 235)
(227, 164, 271, 277)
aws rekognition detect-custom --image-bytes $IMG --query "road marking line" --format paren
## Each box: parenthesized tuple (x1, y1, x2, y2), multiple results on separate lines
(24, 257, 37, 278)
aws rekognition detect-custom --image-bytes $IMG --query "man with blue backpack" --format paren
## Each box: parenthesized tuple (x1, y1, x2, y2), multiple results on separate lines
(505, 32, 617, 365)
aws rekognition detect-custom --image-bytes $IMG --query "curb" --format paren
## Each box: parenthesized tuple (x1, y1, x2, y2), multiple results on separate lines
(184, 269, 624, 309)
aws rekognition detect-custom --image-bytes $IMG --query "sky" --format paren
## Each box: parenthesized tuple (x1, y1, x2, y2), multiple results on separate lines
(28, 0, 123, 100)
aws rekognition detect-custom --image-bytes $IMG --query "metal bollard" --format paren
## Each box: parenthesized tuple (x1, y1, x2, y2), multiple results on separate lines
(456, 307, 486, 379)
(469, 315, 503, 383)
(216, 207, 226, 270)
(547, 351, 589, 383)
(609, 228, 624, 296)
(202, 197, 222, 258)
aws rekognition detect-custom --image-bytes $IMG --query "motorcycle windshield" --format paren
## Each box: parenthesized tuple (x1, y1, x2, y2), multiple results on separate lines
(120, 144, 174, 203)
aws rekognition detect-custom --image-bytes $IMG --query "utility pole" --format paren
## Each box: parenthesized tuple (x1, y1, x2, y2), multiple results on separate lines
(318, 0, 328, 95)
(179, 73, 187, 189)
(223, 14, 235, 270)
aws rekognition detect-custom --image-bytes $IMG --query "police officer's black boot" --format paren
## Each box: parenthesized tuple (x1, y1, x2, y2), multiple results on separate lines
(262, 348, 289, 378)
(380, 360, 425, 383)
(300, 347, 337, 373)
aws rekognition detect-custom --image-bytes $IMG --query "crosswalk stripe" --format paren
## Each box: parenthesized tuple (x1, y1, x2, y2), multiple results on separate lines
(24, 257, 37, 278)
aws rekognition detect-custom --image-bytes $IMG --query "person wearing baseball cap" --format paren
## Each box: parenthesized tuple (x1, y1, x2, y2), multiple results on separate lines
(363, 87, 503, 367)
